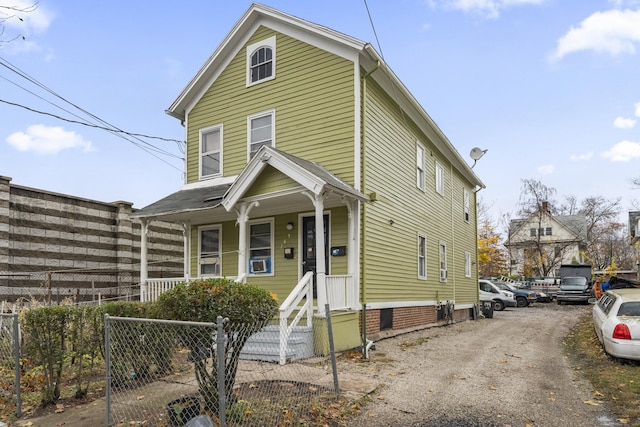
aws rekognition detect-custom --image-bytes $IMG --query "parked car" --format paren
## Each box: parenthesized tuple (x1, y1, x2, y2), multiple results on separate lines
(518, 281, 552, 302)
(479, 279, 516, 311)
(591, 289, 640, 361)
(492, 280, 537, 307)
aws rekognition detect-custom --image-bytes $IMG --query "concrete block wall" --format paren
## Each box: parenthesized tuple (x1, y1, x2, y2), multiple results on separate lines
(0, 176, 183, 300)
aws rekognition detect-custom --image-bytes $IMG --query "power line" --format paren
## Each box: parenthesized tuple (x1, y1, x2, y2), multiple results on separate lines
(0, 55, 186, 163)
(0, 98, 184, 148)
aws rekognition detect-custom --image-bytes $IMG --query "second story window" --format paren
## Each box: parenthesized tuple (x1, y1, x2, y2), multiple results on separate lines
(246, 36, 276, 86)
(435, 162, 444, 196)
(248, 110, 274, 159)
(464, 188, 470, 222)
(200, 125, 222, 178)
(416, 143, 425, 190)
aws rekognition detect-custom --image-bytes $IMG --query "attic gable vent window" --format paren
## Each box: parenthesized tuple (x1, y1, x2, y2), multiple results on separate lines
(246, 36, 276, 86)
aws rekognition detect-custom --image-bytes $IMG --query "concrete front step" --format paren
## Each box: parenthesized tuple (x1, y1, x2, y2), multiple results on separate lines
(240, 325, 314, 363)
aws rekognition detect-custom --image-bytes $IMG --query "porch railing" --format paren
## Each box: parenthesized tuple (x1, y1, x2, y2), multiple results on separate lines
(141, 274, 247, 302)
(278, 271, 314, 365)
(325, 274, 358, 310)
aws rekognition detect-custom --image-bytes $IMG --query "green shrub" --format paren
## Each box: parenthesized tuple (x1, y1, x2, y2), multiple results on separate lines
(154, 278, 278, 414)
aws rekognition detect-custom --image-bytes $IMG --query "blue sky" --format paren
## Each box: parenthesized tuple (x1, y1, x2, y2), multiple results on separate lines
(2, 0, 640, 227)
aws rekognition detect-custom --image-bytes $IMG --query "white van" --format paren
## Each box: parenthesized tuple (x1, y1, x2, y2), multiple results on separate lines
(479, 279, 517, 311)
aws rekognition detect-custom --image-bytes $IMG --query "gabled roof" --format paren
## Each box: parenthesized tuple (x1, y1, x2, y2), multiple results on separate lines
(166, 2, 484, 189)
(131, 146, 366, 220)
(222, 146, 367, 211)
(508, 210, 587, 242)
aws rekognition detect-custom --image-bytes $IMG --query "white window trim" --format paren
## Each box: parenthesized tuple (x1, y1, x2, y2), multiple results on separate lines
(416, 143, 425, 191)
(247, 218, 274, 277)
(465, 251, 471, 278)
(439, 241, 448, 282)
(435, 162, 444, 196)
(418, 233, 427, 280)
(247, 110, 275, 161)
(199, 124, 223, 179)
(198, 225, 222, 278)
(246, 35, 276, 87)
(463, 188, 470, 222)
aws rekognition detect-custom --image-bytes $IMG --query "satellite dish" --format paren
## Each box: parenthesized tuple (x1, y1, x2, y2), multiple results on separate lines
(469, 147, 488, 168)
(470, 147, 488, 160)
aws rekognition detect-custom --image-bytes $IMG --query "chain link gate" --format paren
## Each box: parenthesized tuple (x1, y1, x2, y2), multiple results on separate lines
(0, 313, 21, 418)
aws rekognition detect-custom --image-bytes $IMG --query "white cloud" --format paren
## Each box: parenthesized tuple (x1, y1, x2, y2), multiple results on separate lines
(570, 152, 594, 161)
(635, 102, 640, 117)
(6, 125, 95, 155)
(537, 164, 555, 175)
(551, 9, 640, 61)
(435, 0, 545, 19)
(0, 0, 54, 33)
(614, 116, 637, 128)
(601, 140, 640, 161)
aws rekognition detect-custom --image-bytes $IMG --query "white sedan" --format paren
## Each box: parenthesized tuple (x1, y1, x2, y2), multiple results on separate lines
(592, 288, 640, 361)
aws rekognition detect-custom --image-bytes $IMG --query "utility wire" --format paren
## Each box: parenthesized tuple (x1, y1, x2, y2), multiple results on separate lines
(0, 55, 185, 163)
(0, 98, 184, 148)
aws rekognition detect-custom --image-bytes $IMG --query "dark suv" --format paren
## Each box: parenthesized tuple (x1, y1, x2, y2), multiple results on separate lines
(493, 281, 537, 307)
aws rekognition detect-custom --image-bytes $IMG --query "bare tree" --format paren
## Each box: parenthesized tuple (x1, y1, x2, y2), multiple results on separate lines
(579, 196, 622, 268)
(0, 2, 37, 46)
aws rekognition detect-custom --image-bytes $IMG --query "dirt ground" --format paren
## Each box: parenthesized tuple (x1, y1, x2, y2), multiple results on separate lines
(13, 303, 622, 427)
(343, 303, 623, 427)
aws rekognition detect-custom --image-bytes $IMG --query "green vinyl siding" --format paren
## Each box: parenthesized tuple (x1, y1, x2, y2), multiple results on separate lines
(361, 78, 478, 305)
(186, 27, 356, 186)
(189, 207, 348, 304)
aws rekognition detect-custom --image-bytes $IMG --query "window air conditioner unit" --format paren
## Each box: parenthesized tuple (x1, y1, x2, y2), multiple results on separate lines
(250, 259, 268, 274)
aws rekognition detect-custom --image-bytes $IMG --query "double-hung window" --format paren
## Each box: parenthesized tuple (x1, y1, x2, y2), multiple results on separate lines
(435, 162, 444, 195)
(249, 220, 273, 275)
(463, 189, 470, 222)
(418, 234, 426, 279)
(199, 226, 221, 276)
(465, 251, 471, 278)
(246, 36, 276, 86)
(416, 143, 425, 190)
(248, 111, 274, 159)
(439, 241, 448, 282)
(200, 125, 222, 178)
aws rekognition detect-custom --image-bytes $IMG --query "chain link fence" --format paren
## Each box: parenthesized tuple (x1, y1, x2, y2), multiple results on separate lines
(0, 313, 21, 418)
(0, 271, 137, 305)
(105, 312, 340, 427)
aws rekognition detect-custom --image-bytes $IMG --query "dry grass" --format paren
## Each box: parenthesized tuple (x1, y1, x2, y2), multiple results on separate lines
(565, 310, 640, 426)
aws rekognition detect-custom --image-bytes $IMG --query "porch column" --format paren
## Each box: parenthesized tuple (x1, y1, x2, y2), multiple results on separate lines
(182, 221, 191, 280)
(139, 218, 149, 302)
(314, 193, 327, 315)
(236, 201, 259, 280)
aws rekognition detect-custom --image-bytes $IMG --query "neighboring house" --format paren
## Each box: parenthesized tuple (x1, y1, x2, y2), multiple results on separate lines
(506, 202, 587, 277)
(0, 175, 184, 302)
(131, 3, 484, 356)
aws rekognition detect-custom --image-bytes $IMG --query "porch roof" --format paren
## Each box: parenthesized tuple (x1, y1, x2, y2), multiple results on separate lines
(130, 184, 231, 220)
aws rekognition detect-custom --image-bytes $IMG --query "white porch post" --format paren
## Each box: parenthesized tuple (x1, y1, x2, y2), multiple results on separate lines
(182, 221, 191, 280)
(236, 202, 259, 278)
(314, 193, 327, 315)
(140, 218, 149, 302)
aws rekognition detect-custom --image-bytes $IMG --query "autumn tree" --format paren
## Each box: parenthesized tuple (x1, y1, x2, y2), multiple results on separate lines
(478, 220, 507, 278)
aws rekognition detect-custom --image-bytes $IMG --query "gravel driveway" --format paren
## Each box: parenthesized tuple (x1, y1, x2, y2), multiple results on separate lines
(340, 303, 622, 427)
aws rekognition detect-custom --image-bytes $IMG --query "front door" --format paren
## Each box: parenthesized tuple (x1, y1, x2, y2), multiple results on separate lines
(302, 215, 329, 298)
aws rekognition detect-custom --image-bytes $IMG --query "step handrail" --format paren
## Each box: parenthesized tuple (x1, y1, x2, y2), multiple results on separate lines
(278, 271, 314, 365)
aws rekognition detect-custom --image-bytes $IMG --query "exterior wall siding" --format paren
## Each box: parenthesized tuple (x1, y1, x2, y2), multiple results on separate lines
(0, 176, 184, 301)
(361, 78, 478, 308)
(186, 27, 355, 186)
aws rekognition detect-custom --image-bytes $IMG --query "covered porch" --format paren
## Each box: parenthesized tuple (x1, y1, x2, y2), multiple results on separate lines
(131, 147, 367, 363)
